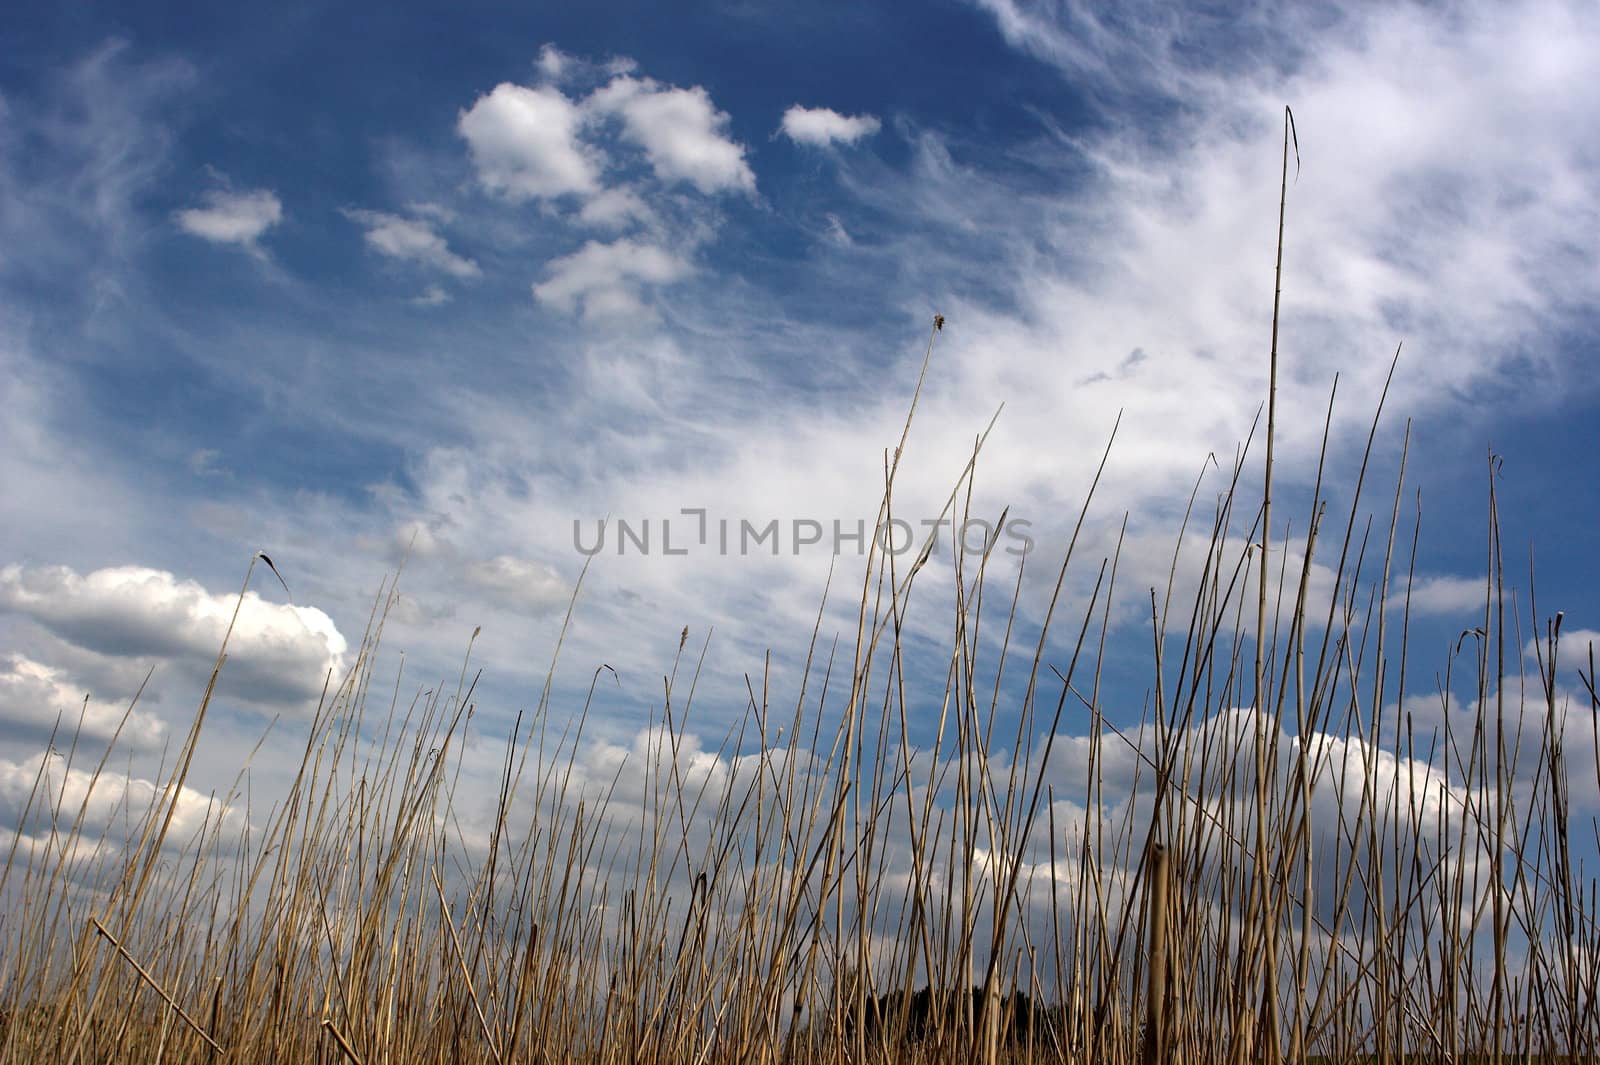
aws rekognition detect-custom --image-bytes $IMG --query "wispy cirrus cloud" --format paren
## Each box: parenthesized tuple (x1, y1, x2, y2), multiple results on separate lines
(0, 41, 192, 286)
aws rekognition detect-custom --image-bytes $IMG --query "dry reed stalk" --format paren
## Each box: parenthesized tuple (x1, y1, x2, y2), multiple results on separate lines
(1142, 842, 1171, 1065)
(90, 917, 223, 1055)
(1, 116, 1596, 1065)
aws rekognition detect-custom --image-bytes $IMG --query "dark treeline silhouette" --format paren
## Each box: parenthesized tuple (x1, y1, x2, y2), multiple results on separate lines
(850, 986, 1075, 1047)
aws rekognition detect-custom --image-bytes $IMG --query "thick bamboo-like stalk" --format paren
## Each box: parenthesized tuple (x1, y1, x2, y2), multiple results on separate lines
(1142, 844, 1171, 1065)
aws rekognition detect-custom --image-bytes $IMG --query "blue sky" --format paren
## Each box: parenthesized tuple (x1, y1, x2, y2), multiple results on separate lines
(1, 0, 1598, 846)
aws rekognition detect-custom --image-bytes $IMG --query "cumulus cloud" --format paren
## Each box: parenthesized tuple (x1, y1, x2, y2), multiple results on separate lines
(1389, 681, 1600, 822)
(458, 82, 601, 201)
(0, 654, 166, 749)
(532, 238, 690, 320)
(478, 698, 1503, 982)
(0, 564, 348, 713)
(589, 76, 755, 195)
(343, 207, 480, 278)
(173, 188, 283, 248)
(780, 105, 882, 147)
(1008, 703, 1505, 942)
(450, 56, 754, 321)
(458, 60, 754, 203)
(0, 749, 239, 858)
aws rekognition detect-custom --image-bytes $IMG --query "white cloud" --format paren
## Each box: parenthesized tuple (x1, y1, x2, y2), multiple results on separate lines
(377, 0, 1600, 745)
(588, 76, 755, 195)
(8, 16, 1599, 898)
(823, 212, 853, 246)
(344, 208, 480, 278)
(404, 200, 455, 222)
(497, 698, 1503, 970)
(1524, 627, 1600, 669)
(458, 82, 600, 201)
(1021, 704, 1504, 936)
(0, 44, 195, 278)
(0, 654, 166, 749)
(970, 0, 1154, 90)
(537, 43, 571, 82)
(0, 749, 238, 852)
(173, 188, 282, 248)
(1391, 683, 1600, 816)
(1394, 574, 1487, 617)
(0, 564, 348, 713)
(411, 284, 451, 307)
(390, 518, 446, 560)
(577, 186, 654, 230)
(780, 105, 882, 147)
(188, 447, 224, 476)
(449, 56, 750, 286)
(532, 238, 690, 320)
(463, 555, 570, 615)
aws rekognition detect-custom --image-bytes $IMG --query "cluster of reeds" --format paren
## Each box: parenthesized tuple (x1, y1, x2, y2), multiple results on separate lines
(2, 112, 1597, 1065)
